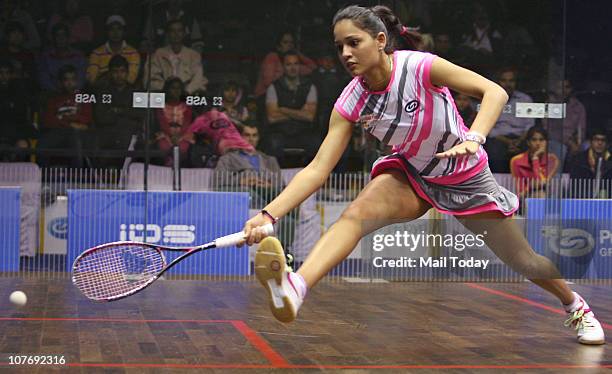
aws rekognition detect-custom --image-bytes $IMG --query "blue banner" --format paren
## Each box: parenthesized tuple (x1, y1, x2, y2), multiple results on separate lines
(67, 190, 250, 275)
(0, 188, 20, 272)
(527, 198, 612, 279)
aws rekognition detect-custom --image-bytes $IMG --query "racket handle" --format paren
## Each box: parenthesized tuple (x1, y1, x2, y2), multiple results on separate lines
(215, 223, 274, 248)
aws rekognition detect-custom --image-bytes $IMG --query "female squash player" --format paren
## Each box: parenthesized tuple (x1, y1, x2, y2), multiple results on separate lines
(242, 5, 604, 344)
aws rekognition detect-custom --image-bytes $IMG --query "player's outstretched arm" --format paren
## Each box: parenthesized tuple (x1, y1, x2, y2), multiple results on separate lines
(242, 109, 353, 245)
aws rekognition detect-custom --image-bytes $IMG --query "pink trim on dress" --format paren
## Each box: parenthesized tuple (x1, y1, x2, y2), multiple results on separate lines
(399, 58, 425, 151)
(334, 103, 356, 122)
(350, 91, 369, 121)
(371, 157, 517, 216)
(421, 54, 444, 93)
(424, 155, 488, 185)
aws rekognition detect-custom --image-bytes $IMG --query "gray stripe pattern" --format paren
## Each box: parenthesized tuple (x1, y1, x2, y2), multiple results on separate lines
(382, 57, 410, 144)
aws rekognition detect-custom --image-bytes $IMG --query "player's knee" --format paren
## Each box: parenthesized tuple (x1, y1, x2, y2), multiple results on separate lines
(340, 201, 371, 222)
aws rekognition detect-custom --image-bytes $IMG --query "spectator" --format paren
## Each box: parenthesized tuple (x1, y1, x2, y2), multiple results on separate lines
(46, 0, 94, 51)
(144, 19, 207, 94)
(264, 50, 319, 166)
(312, 50, 348, 132)
(141, 0, 203, 53)
(221, 80, 249, 124)
(460, 4, 502, 74)
(485, 67, 534, 173)
(94, 55, 144, 165)
(38, 23, 86, 92)
(215, 124, 281, 189)
(254, 31, 317, 97)
(0, 60, 32, 161)
(214, 123, 297, 250)
(154, 77, 193, 166)
(0, 21, 35, 80)
(510, 126, 559, 199)
(39, 64, 92, 167)
(87, 15, 140, 86)
(0, 0, 40, 50)
(568, 129, 612, 198)
(543, 79, 587, 167)
(433, 31, 464, 64)
(189, 108, 253, 156)
(452, 91, 476, 129)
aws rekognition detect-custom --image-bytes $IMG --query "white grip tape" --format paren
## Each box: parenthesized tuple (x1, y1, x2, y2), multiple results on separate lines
(215, 223, 274, 247)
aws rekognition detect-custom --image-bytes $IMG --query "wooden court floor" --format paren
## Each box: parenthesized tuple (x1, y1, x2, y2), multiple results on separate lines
(0, 277, 610, 373)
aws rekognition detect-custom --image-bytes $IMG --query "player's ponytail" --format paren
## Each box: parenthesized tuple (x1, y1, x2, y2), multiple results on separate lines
(332, 5, 422, 52)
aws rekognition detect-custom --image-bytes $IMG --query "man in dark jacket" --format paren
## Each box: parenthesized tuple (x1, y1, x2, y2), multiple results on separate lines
(568, 129, 612, 198)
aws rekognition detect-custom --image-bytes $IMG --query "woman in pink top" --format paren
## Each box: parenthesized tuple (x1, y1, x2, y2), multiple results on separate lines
(155, 77, 193, 166)
(241, 5, 604, 344)
(510, 126, 560, 199)
(254, 31, 317, 97)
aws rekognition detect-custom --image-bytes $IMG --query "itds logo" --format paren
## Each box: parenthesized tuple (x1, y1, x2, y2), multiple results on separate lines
(119, 224, 196, 244)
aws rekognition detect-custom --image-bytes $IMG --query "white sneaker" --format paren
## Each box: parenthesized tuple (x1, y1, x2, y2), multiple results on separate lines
(255, 237, 304, 323)
(564, 294, 605, 345)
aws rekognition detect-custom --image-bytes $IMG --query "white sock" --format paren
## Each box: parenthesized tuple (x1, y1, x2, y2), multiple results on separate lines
(563, 292, 582, 313)
(288, 272, 307, 299)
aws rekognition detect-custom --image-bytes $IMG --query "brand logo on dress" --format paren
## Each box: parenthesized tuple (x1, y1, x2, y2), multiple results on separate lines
(405, 100, 419, 113)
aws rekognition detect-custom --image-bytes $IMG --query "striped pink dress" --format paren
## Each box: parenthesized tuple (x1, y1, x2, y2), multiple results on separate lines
(334, 50, 517, 216)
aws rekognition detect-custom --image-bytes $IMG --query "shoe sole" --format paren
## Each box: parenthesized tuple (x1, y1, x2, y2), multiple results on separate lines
(255, 237, 296, 323)
(578, 338, 605, 345)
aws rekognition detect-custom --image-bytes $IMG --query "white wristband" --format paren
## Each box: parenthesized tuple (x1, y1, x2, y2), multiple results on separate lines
(465, 131, 486, 145)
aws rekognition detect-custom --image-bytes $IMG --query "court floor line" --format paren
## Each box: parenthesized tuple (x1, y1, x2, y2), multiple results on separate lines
(465, 283, 612, 330)
(0, 363, 609, 369)
(0, 317, 290, 367)
(231, 320, 290, 368)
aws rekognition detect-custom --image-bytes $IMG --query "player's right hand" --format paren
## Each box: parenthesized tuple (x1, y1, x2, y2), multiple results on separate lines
(239, 213, 274, 247)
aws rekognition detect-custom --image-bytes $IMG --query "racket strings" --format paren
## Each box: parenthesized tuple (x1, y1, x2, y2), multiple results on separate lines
(72, 244, 166, 300)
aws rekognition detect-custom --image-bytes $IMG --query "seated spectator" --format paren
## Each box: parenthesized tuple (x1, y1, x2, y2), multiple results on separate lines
(214, 123, 297, 250)
(433, 31, 464, 64)
(254, 31, 317, 97)
(311, 49, 349, 139)
(0, 21, 35, 80)
(221, 80, 249, 124)
(94, 55, 144, 166)
(0, 59, 32, 161)
(543, 79, 587, 167)
(510, 126, 559, 199)
(87, 15, 140, 87)
(264, 50, 319, 166)
(460, 4, 502, 74)
(568, 129, 612, 198)
(485, 67, 534, 173)
(144, 19, 207, 94)
(39, 64, 92, 167)
(141, 0, 203, 53)
(0, 0, 40, 50)
(46, 0, 94, 51)
(154, 77, 193, 166)
(189, 108, 253, 156)
(38, 23, 86, 92)
(452, 91, 476, 129)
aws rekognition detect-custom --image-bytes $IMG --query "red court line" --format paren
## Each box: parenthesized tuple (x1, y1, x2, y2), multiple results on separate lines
(0, 317, 289, 367)
(0, 363, 610, 369)
(230, 320, 290, 368)
(466, 283, 612, 330)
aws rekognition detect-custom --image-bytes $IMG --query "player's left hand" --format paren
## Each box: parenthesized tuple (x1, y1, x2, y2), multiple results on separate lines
(435, 141, 480, 159)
